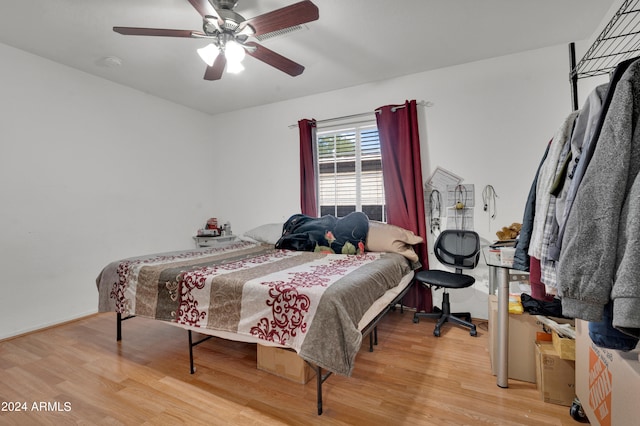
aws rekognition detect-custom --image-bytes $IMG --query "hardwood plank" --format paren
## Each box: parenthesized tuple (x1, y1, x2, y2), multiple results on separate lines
(0, 311, 577, 425)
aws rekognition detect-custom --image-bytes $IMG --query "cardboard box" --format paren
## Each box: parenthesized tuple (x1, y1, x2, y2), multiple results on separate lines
(535, 342, 576, 406)
(256, 344, 315, 384)
(488, 295, 540, 383)
(575, 319, 640, 426)
(552, 330, 576, 361)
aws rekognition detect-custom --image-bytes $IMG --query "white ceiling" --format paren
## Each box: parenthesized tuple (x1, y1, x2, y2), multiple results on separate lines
(0, 0, 615, 116)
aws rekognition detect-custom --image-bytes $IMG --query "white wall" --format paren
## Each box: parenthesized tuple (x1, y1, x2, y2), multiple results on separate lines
(0, 38, 600, 339)
(204, 42, 594, 319)
(0, 43, 219, 338)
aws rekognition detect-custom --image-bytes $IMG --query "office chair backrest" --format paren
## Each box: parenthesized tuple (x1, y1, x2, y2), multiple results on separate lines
(434, 229, 481, 272)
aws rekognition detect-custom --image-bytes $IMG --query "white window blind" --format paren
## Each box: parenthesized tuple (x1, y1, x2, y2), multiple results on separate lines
(316, 124, 385, 221)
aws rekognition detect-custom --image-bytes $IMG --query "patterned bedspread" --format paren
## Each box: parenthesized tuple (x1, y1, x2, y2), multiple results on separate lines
(96, 241, 413, 376)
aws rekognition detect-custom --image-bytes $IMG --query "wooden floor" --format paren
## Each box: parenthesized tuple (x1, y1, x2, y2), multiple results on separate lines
(0, 310, 578, 425)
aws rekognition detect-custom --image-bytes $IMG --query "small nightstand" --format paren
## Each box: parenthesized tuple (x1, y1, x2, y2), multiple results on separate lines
(193, 234, 237, 248)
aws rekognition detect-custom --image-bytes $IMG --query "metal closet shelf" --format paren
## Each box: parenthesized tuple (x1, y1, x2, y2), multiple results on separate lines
(569, 0, 640, 109)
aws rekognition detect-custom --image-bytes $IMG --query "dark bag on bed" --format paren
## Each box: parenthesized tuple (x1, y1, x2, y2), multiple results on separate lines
(276, 214, 335, 251)
(275, 232, 317, 251)
(275, 212, 368, 253)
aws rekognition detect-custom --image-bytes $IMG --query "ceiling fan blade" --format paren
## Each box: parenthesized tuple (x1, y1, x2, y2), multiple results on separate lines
(242, 0, 318, 36)
(113, 27, 204, 38)
(244, 42, 304, 77)
(204, 54, 227, 80)
(186, 0, 217, 18)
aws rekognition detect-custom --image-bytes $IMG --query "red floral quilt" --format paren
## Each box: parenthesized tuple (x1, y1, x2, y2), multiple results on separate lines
(96, 241, 412, 376)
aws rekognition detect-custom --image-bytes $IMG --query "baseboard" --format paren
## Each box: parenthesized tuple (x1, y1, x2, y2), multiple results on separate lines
(0, 310, 99, 342)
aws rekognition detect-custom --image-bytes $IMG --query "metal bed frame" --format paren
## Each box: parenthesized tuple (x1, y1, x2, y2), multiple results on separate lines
(115, 279, 413, 415)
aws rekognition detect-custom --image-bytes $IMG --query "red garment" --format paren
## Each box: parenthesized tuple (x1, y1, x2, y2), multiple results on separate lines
(529, 257, 554, 301)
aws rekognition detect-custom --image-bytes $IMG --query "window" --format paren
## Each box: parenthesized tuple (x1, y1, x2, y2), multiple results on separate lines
(316, 124, 386, 221)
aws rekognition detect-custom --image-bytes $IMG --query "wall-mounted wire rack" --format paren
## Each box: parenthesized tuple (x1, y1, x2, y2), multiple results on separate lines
(569, 0, 640, 109)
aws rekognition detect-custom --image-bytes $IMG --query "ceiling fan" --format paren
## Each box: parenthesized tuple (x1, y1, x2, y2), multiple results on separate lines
(113, 0, 319, 81)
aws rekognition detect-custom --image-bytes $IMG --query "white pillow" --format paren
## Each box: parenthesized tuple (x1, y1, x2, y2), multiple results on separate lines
(242, 223, 284, 244)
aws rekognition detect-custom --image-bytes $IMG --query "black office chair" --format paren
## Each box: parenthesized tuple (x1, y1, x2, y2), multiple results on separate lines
(413, 229, 481, 337)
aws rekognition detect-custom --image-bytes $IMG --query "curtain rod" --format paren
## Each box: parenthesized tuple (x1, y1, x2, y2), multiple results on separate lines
(288, 100, 432, 129)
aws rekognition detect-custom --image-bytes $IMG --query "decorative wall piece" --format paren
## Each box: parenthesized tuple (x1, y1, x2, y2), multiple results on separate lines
(446, 184, 475, 231)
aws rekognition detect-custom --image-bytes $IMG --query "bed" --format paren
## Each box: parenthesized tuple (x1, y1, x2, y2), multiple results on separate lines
(96, 220, 421, 414)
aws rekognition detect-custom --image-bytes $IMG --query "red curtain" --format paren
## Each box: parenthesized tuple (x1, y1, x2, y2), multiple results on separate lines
(299, 119, 317, 217)
(376, 100, 432, 312)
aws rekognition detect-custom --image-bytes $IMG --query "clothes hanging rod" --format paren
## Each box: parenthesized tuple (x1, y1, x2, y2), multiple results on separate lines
(288, 100, 432, 129)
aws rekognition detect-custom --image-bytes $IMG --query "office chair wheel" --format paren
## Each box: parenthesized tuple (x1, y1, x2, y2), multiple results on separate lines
(570, 399, 589, 422)
(433, 328, 441, 337)
(470, 328, 477, 337)
(413, 316, 419, 324)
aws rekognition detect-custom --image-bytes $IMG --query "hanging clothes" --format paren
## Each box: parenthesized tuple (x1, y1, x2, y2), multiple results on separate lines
(548, 83, 608, 262)
(521, 112, 577, 301)
(528, 111, 578, 261)
(517, 86, 606, 298)
(551, 57, 639, 261)
(558, 58, 640, 339)
(539, 86, 606, 293)
(539, 132, 574, 293)
(513, 144, 550, 272)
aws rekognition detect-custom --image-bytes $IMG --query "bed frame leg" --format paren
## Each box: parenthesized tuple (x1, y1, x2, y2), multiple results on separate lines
(189, 330, 196, 374)
(367, 326, 380, 352)
(316, 366, 323, 415)
(186, 330, 213, 374)
(117, 313, 122, 341)
(115, 313, 136, 341)
(369, 331, 374, 351)
(309, 364, 332, 415)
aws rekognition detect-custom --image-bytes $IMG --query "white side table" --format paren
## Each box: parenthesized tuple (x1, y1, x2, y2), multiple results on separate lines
(193, 235, 237, 248)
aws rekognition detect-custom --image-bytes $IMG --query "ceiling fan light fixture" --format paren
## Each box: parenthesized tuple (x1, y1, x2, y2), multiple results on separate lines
(225, 40, 246, 64)
(197, 43, 219, 66)
(114, 0, 319, 81)
(226, 61, 245, 74)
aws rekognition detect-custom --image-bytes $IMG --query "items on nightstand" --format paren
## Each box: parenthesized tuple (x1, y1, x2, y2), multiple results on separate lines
(198, 217, 221, 236)
(194, 218, 235, 247)
(206, 217, 218, 230)
(197, 218, 233, 237)
(198, 228, 219, 237)
(193, 234, 237, 248)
